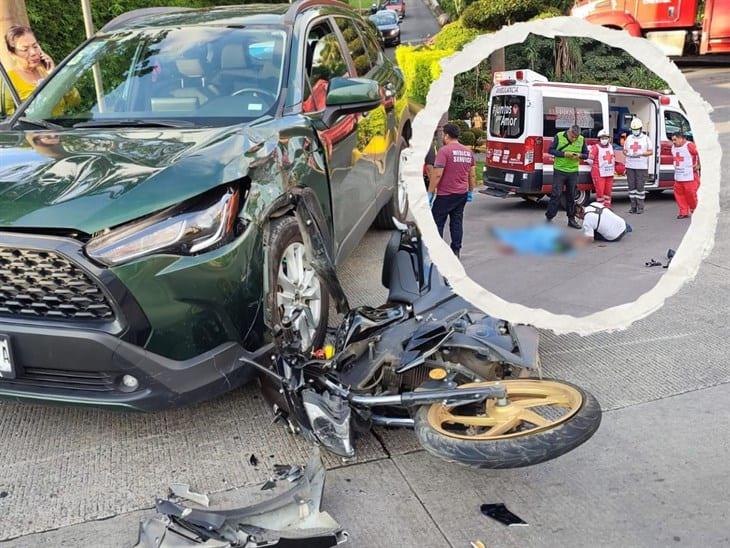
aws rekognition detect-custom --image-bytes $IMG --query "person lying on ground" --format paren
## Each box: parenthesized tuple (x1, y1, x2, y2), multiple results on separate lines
(489, 224, 575, 256)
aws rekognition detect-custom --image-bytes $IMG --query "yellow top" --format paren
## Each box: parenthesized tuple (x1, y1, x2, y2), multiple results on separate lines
(2, 67, 80, 117)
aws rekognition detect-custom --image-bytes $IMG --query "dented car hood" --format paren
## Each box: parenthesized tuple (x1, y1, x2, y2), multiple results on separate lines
(0, 124, 276, 235)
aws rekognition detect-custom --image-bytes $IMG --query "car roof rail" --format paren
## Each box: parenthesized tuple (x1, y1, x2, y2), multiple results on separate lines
(283, 0, 350, 23)
(100, 7, 194, 33)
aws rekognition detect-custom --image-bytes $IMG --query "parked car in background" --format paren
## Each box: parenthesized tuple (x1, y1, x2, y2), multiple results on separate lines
(369, 10, 401, 46)
(385, 0, 406, 20)
(0, 1, 412, 411)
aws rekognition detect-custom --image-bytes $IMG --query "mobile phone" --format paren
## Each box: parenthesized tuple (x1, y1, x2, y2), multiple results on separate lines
(39, 48, 51, 70)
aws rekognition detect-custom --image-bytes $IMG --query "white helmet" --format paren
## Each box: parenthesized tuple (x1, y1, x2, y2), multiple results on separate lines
(597, 129, 610, 138)
(630, 118, 643, 131)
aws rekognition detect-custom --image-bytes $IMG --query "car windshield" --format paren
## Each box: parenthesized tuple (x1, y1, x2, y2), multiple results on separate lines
(371, 11, 398, 25)
(387, 0, 401, 4)
(23, 26, 287, 128)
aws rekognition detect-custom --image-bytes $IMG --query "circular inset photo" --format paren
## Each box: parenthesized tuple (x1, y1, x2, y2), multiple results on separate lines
(403, 18, 720, 334)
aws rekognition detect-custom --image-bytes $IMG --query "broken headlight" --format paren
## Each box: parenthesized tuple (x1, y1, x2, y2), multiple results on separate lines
(86, 185, 240, 266)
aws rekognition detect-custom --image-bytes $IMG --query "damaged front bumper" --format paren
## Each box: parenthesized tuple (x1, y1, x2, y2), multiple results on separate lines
(134, 448, 348, 548)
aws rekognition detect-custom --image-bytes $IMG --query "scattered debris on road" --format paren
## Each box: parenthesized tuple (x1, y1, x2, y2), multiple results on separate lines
(480, 503, 529, 527)
(169, 484, 210, 508)
(134, 448, 347, 547)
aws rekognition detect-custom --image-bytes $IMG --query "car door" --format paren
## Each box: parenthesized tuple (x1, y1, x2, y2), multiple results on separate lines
(0, 62, 20, 125)
(301, 18, 377, 264)
(353, 17, 404, 209)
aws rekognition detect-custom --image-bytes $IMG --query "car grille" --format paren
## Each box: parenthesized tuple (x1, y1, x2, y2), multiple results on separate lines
(3, 367, 117, 392)
(0, 247, 115, 321)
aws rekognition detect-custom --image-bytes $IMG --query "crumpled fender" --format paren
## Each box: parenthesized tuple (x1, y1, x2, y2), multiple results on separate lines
(260, 186, 350, 330)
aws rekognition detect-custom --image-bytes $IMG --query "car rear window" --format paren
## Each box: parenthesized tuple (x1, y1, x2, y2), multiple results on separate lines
(489, 94, 525, 139)
(543, 97, 603, 138)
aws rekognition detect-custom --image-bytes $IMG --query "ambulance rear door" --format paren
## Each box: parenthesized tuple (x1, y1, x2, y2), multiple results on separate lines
(540, 87, 609, 187)
(485, 83, 543, 192)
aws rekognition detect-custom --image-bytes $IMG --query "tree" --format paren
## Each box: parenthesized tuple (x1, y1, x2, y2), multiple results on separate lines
(554, 37, 582, 80)
(0, 0, 30, 69)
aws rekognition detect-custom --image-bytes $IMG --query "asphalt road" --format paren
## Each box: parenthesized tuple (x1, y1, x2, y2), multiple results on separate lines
(457, 191, 688, 316)
(1, 8, 729, 548)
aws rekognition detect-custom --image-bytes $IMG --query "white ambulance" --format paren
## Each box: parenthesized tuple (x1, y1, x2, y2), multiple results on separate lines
(482, 69, 692, 206)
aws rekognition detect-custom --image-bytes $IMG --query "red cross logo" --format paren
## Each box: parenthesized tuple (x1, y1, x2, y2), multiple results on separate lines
(602, 150, 614, 163)
(630, 141, 642, 153)
(673, 152, 685, 166)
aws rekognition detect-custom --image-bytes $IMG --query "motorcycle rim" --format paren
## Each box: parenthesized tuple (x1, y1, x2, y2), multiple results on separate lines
(425, 380, 583, 441)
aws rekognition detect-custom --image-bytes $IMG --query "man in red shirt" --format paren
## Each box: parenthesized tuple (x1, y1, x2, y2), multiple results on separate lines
(670, 131, 700, 219)
(427, 123, 476, 258)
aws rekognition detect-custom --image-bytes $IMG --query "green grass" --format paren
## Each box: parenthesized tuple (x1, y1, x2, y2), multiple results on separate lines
(346, 0, 371, 9)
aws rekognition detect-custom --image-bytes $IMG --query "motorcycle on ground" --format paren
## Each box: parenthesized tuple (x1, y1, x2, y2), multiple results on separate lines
(244, 198, 601, 469)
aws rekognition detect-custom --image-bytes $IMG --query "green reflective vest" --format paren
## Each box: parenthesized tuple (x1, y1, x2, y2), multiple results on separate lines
(553, 132, 584, 173)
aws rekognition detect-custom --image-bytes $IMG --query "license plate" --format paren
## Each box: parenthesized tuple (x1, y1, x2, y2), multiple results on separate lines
(504, 173, 514, 183)
(0, 335, 15, 379)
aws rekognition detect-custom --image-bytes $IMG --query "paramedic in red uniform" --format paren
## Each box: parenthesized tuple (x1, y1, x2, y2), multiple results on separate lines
(427, 123, 476, 258)
(623, 118, 653, 214)
(670, 131, 701, 219)
(587, 128, 615, 208)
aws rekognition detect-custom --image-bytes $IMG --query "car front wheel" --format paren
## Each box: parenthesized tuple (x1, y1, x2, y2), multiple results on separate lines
(269, 216, 329, 352)
(375, 137, 409, 229)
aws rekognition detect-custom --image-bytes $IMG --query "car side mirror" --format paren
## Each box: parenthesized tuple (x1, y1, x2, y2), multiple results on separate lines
(321, 77, 381, 128)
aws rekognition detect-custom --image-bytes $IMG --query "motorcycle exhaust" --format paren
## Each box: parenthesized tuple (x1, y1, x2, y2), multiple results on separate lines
(371, 415, 415, 427)
(350, 385, 506, 407)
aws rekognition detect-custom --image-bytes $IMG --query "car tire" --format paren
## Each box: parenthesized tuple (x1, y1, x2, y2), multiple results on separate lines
(269, 216, 329, 352)
(375, 137, 409, 229)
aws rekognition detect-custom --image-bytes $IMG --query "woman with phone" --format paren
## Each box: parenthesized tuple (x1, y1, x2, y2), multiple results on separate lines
(3, 25, 79, 116)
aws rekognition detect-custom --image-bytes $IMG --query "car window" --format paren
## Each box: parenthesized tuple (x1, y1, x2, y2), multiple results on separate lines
(21, 27, 287, 127)
(335, 17, 373, 78)
(542, 97, 603, 139)
(664, 110, 693, 141)
(303, 21, 350, 114)
(369, 11, 398, 26)
(357, 20, 383, 66)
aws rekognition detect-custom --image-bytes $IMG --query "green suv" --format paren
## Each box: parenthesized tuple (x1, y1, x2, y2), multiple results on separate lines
(0, 1, 411, 410)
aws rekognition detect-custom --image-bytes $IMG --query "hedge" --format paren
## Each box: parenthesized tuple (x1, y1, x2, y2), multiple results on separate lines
(461, 0, 545, 31)
(431, 20, 479, 51)
(394, 45, 453, 106)
(26, 0, 287, 64)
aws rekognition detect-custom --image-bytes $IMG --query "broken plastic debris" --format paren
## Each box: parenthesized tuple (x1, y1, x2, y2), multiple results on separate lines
(249, 454, 259, 467)
(135, 448, 347, 547)
(169, 483, 210, 507)
(480, 503, 528, 527)
(470, 541, 486, 548)
(261, 479, 276, 491)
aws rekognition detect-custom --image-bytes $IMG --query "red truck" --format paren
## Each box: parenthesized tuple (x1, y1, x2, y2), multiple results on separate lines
(571, 0, 730, 57)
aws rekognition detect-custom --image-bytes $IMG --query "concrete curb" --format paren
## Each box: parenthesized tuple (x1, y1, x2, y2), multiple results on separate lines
(424, 0, 449, 27)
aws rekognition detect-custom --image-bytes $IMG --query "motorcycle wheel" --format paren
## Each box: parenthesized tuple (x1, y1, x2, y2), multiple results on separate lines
(413, 379, 601, 469)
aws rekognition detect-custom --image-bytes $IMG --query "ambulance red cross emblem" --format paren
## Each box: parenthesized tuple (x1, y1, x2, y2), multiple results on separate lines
(630, 141, 642, 154)
(673, 152, 685, 166)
